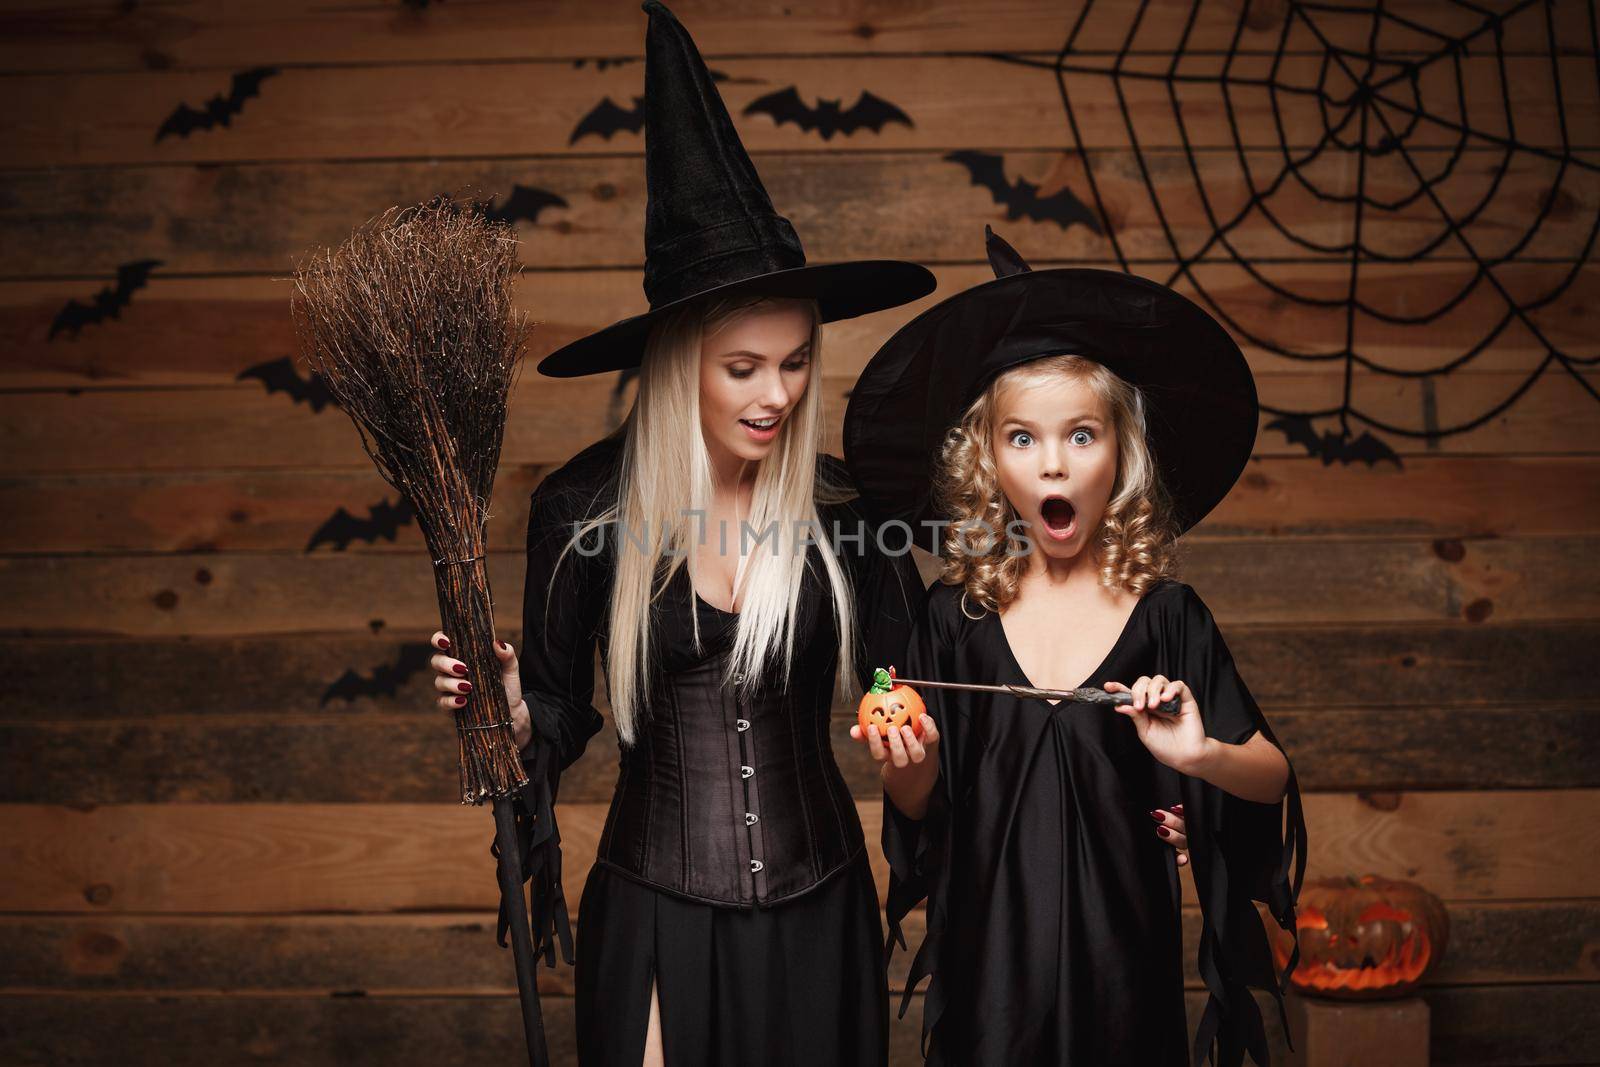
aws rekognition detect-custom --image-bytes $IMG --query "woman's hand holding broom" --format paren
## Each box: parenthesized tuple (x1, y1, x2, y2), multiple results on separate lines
(430, 632, 534, 751)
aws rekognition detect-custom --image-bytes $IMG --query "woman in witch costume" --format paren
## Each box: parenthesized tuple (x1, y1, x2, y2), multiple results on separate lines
(427, 4, 933, 1065)
(843, 229, 1307, 1066)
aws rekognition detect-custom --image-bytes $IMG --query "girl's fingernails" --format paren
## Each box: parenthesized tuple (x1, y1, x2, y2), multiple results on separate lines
(438, 637, 451, 650)
(452, 663, 468, 676)
(1170, 804, 1184, 815)
(454, 695, 467, 706)
(459, 681, 473, 693)
(1148, 810, 1165, 822)
(1157, 826, 1171, 838)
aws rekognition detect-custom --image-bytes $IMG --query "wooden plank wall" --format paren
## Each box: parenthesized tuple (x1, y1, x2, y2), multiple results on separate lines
(2, 1, 1597, 1063)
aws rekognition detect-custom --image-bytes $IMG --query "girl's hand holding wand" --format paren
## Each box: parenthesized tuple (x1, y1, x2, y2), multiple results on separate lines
(1105, 674, 1209, 775)
(1107, 674, 1291, 804)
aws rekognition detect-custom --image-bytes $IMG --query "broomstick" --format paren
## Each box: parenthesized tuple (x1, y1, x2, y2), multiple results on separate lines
(291, 199, 551, 1067)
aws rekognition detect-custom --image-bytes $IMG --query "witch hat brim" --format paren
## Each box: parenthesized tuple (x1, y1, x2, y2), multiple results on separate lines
(538, 1, 934, 378)
(844, 228, 1257, 553)
(538, 259, 935, 378)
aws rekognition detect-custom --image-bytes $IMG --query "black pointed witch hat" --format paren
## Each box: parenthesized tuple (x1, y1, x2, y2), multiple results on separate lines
(844, 227, 1258, 551)
(537, 0, 936, 378)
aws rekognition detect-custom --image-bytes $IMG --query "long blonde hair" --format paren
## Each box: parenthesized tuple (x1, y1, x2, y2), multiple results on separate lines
(935, 354, 1180, 613)
(563, 292, 858, 743)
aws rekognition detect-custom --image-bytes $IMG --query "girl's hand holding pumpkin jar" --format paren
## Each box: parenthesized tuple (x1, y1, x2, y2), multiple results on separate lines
(849, 667, 942, 820)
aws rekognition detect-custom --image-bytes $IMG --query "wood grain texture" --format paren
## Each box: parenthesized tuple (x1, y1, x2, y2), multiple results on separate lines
(5, 370, 1597, 478)
(6, 621, 1593, 720)
(5, 150, 1594, 275)
(4, 900, 1595, 994)
(1, 792, 1592, 915)
(7, 264, 1592, 389)
(0, 985, 1596, 1067)
(0, 0, 1582, 72)
(2, 535, 1589, 636)
(7, 52, 1595, 168)
(4, 702, 1597, 804)
(5, 456, 1597, 556)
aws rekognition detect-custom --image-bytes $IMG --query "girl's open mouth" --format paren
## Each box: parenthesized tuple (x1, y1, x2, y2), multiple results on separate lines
(1040, 496, 1077, 541)
(739, 415, 781, 442)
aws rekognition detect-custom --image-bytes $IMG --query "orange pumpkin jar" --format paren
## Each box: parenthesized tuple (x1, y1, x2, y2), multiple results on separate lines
(857, 667, 926, 738)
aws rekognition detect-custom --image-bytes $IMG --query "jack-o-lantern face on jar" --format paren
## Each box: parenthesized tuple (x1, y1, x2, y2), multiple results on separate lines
(858, 667, 926, 738)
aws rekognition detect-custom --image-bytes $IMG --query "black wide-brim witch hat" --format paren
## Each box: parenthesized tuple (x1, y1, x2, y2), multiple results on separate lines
(538, 1, 936, 378)
(844, 227, 1257, 554)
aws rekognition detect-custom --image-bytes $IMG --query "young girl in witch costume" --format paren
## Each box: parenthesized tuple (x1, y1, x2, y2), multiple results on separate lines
(426, 5, 933, 1066)
(844, 229, 1306, 1067)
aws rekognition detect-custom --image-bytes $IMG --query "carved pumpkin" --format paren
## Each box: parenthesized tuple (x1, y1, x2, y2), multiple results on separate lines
(1272, 874, 1449, 999)
(858, 666, 925, 738)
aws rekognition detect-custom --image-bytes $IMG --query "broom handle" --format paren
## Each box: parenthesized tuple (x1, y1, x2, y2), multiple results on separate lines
(492, 798, 550, 1067)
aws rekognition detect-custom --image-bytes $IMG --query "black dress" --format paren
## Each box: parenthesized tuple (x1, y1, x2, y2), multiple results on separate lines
(515, 436, 925, 1067)
(884, 579, 1306, 1067)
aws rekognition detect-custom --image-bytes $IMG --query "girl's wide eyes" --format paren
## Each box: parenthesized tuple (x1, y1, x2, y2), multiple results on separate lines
(1007, 428, 1094, 447)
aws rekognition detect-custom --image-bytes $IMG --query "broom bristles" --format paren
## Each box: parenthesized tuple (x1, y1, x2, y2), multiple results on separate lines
(291, 198, 532, 802)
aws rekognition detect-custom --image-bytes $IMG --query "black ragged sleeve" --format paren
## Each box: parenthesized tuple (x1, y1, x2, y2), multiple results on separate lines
(1162, 584, 1308, 1067)
(496, 451, 614, 967)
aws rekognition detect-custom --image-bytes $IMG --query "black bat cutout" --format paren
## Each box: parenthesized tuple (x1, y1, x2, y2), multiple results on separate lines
(320, 641, 435, 706)
(478, 184, 569, 226)
(155, 67, 278, 141)
(945, 151, 1104, 234)
(237, 357, 339, 412)
(49, 259, 162, 340)
(1266, 415, 1404, 468)
(742, 87, 912, 141)
(306, 498, 416, 552)
(569, 96, 645, 145)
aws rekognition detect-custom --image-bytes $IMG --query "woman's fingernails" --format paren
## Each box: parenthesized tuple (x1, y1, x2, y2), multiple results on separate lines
(459, 681, 473, 693)
(497, 641, 509, 651)
(1157, 826, 1171, 838)
(452, 663, 468, 676)
(1171, 804, 1184, 815)
(438, 636, 451, 650)
(454, 695, 467, 706)
(1149, 810, 1165, 822)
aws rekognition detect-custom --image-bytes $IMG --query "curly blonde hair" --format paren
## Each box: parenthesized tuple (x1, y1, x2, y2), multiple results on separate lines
(934, 354, 1181, 613)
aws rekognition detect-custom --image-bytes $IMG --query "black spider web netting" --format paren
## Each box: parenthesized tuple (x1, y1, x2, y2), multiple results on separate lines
(1008, 0, 1599, 462)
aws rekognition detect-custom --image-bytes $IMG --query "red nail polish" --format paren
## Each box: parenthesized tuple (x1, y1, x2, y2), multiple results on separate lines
(452, 663, 468, 676)
(438, 636, 451, 650)
(454, 695, 467, 706)
(1148, 810, 1165, 822)
(459, 681, 473, 693)
(497, 641, 508, 651)
(1171, 804, 1184, 815)
(1157, 826, 1171, 838)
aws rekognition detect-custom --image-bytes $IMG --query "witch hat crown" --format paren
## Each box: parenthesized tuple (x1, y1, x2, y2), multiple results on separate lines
(538, 1, 934, 377)
(640, 0, 803, 305)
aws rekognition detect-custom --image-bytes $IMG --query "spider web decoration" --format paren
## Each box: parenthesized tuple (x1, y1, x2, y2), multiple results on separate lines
(1001, 0, 1599, 465)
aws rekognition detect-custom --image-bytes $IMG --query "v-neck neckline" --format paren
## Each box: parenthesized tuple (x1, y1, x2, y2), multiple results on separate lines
(992, 590, 1152, 703)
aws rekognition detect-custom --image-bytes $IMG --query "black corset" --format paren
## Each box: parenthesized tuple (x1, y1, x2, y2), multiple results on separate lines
(518, 440, 923, 913)
(596, 597, 865, 907)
